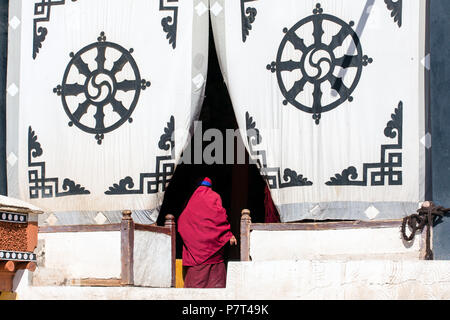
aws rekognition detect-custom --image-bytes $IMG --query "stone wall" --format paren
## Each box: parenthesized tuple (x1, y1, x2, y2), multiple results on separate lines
(14, 260, 450, 300)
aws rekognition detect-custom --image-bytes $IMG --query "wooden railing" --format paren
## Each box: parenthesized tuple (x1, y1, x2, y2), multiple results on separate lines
(240, 209, 430, 261)
(39, 211, 177, 287)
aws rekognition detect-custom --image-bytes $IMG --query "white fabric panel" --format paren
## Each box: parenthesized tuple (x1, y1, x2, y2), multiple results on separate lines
(212, 0, 428, 221)
(7, 0, 209, 212)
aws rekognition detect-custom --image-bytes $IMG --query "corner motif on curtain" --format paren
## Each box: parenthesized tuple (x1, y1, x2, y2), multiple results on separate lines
(105, 116, 176, 195)
(28, 127, 91, 199)
(266, 3, 373, 125)
(384, 0, 402, 28)
(160, 0, 179, 49)
(241, 0, 258, 42)
(246, 112, 313, 189)
(33, 0, 78, 60)
(53, 32, 151, 145)
(326, 102, 403, 186)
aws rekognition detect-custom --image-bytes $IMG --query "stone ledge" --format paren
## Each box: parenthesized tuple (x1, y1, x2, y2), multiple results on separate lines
(13, 260, 450, 300)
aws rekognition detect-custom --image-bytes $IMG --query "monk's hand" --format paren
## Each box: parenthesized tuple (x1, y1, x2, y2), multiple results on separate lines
(230, 235, 237, 246)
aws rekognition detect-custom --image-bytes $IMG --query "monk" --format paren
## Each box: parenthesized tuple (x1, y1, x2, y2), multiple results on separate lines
(178, 177, 237, 288)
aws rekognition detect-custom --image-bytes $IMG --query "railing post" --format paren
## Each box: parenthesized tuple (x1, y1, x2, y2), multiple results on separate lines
(240, 209, 251, 261)
(165, 214, 176, 288)
(121, 210, 134, 286)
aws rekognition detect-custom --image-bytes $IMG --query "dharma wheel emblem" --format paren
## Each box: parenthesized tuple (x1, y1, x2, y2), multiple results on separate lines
(54, 32, 151, 144)
(267, 3, 372, 125)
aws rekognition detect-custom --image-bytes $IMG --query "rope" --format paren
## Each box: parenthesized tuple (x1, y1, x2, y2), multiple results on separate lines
(401, 202, 450, 260)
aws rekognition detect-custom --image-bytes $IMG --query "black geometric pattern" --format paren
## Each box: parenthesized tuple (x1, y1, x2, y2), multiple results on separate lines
(241, 0, 258, 42)
(0, 251, 37, 263)
(326, 102, 403, 186)
(160, 0, 179, 49)
(53, 32, 151, 145)
(28, 127, 91, 199)
(267, 3, 372, 125)
(385, 0, 403, 28)
(33, 0, 78, 60)
(0, 212, 28, 224)
(246, 112, 313, 189)
(105, 116, 176, 195)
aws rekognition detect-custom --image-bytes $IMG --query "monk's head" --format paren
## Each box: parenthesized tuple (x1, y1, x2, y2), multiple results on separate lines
(200, 177, 212, 187)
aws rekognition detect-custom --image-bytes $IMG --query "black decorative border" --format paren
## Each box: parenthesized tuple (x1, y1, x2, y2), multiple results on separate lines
(28, 127, 91, 199)
(241, 0, 258, 42)
(326, 102, 403, 186)
(0, 251, 37, 262)
(105, 116, 176, 195)
(0, 212, 28, 224)
(33, 0, 78, 60)
(385, 0, 402, 28)
(246, 112, 313, 189)
(160, 0, 179, 49)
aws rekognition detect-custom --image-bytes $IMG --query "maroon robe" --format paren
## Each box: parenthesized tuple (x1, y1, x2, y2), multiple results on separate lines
(264, 184, 281, 223)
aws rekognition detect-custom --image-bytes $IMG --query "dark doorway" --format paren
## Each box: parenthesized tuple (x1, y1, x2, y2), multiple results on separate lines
(158, 26, 268, 261)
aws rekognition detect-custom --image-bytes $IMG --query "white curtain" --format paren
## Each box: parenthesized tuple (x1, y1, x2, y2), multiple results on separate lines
(7, 0, 209, 214)
(211, 0, 428, 222)
(7, 0, 429, 223)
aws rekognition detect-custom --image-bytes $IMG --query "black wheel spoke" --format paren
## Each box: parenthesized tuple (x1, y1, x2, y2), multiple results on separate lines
(73, 100, 91, 122)
(110, 98, 129, 118)
(63, 83, 85, 96)
(328, 27, 351, 50)
(95, 46, 106, 71)
(111, 53, 128, 75)
(73, 56, 92, 78)
(312, 82, 323, 114)
(335, 55, 360, 69)
(329, 75, 350, 98)
(117, 79, 139, 92)
(286, 78, 307, 101)
(312, 17, 324, 46)
(286, 32, 307, 52)
(94, 105, 106, 130)
(277, 60, 301, 72)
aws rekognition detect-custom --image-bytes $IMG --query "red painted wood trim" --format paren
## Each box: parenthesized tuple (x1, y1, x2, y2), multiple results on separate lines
(16, 262, 37, 272)
(0, 261, 15, 272)
(0, 271, 14, 292)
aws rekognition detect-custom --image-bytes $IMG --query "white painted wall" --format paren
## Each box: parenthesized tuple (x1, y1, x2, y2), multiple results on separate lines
(133, 231, 171, 288)
(249, 228, 422, 261)
(33, 230, 173, 288)
(15, 260, 450, 300)
(33, 232, 122, 285)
